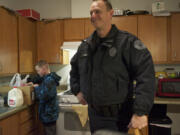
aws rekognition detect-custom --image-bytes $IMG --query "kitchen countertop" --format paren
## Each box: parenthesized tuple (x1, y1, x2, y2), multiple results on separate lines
(0, 105, 28, 120)
(154, 97, 180, 105)
(59, 97, 180, 112)
(59, 103, 79, 112)
(2, 97, 179, 120)
(0, 88, 66, 121)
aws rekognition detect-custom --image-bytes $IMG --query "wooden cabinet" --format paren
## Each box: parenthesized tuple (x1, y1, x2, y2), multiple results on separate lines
(0, 7, 37, 75)
(0, 106, 37, 135)
(138, 15, 168, 63)
(84, 18, 95, 38)
(1, 12, 180, 71)
(20, 119, 35, 135)
(0, 113, 19, 135)
(112, 15, 168, 63)
(64, 18, 85, 41)
(37, 20, 63, 64)
(112, 16, 138, 36)
(0, 7, 18, 75)
(19, 107, 34, 124)
(170, 13, 180, 62)
(18, 16, 36, 73)
(19, 107, 37, 135)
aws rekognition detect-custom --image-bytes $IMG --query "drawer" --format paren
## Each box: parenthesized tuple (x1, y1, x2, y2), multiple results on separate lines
(20, 108, 33, 124)
(20, 119, 35, 135)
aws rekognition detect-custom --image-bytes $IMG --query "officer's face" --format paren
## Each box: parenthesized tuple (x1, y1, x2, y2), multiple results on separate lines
(90, 1, 113, 30)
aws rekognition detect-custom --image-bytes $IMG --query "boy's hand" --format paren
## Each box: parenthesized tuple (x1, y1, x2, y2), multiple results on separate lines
(33, 84, 39, 87)
(25, 82, 33, 86)
(76, 92, 87, 105)
(128, 114, 148, 129)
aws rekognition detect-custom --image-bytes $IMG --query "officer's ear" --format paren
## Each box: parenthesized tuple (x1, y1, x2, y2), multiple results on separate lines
(109, 9, 114, 17)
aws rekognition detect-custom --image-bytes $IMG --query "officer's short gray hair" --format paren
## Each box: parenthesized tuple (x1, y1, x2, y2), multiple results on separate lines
(92, 0, 113, 11)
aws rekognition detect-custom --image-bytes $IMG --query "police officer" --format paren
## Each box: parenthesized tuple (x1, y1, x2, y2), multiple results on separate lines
(70, 0, 155, 134)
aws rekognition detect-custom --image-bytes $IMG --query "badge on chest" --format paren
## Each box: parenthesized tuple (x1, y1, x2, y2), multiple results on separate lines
(109, 47, 117, 57)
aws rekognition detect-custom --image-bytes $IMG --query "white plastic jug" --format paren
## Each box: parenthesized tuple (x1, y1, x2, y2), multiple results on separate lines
(8, 87, 24, 107)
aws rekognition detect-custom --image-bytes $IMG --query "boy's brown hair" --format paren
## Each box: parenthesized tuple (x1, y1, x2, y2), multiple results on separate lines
(35, 60, 49, 68)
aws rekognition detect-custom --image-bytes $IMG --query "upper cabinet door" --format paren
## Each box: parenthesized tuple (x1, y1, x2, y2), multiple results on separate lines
(18, 16, 36, 73)
(170, 13, 180, 62)
(37, 20, 63, 64)
(138, 15, 168, 63)
(64, 19, 85, 41)
(84, 18, 95, 38)
(112, 16, 138, 36)
(0, 8, 18, 75)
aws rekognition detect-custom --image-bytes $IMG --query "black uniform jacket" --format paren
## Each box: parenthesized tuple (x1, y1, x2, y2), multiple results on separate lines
(70, 24, 155, 115)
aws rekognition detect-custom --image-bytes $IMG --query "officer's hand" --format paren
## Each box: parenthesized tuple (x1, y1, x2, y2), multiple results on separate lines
(128, 114, 148, 129)
(76, 92, 87, 105)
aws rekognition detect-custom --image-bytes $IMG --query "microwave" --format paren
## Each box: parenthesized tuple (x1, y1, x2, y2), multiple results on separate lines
(157, 79, 180, 97)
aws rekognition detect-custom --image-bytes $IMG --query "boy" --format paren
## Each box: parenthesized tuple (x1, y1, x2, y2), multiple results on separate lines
(31, 60, 61, 135)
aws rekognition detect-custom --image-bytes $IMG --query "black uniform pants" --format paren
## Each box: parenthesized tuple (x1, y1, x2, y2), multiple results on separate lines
(43, 121, 56, 135)
(88, 100, 133, 134)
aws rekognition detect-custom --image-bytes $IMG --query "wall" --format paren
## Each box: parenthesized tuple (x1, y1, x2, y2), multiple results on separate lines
(0, 0, 71, 19)
(1, 0, 180, 19)
(71, 0, 180, 18)
(110, 0, 180, 12)
(71, 0, 92, 18)
(0, 76, 12, 86)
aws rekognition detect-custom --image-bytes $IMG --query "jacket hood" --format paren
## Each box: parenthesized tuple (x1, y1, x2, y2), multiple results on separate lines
(49, 72, 61, 86)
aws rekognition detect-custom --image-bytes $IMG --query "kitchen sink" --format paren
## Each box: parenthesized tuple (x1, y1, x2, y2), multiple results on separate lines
(0, 106, 14, 114)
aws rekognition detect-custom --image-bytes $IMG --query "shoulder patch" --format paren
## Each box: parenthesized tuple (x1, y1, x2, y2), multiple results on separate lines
(134, 40, 146, 50)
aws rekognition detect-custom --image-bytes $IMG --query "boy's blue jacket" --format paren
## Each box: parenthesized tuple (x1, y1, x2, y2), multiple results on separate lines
(34, 72, 61, 124)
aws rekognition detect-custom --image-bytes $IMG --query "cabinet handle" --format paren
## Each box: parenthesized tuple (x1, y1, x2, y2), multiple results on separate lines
(56, 53, 59, 60)
(0, 63, 3, 72)
(0, 127, 2, 135)
(174, 51, 177, 58)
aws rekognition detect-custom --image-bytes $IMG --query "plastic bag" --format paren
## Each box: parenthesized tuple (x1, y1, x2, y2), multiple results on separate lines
(8, 87, 24, 107)
(21, 74, 30, 86)
(9, 73, 22, 87)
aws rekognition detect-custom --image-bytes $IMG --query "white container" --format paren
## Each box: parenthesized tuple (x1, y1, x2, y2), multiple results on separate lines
(8, 87, 24, 107)
(152, 1, 165, 12)
(113, 8, 124, 16)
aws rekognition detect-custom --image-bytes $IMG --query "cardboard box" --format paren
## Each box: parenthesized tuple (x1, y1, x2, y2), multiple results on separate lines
(16, 9, 40, 20)
(0, 86, 35, 106)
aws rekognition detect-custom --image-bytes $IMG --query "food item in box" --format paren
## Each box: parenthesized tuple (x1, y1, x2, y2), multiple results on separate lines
(20, 86, 35, 105)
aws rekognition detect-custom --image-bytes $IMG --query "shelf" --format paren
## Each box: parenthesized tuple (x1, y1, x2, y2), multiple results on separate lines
(154, 97, 180, 105)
